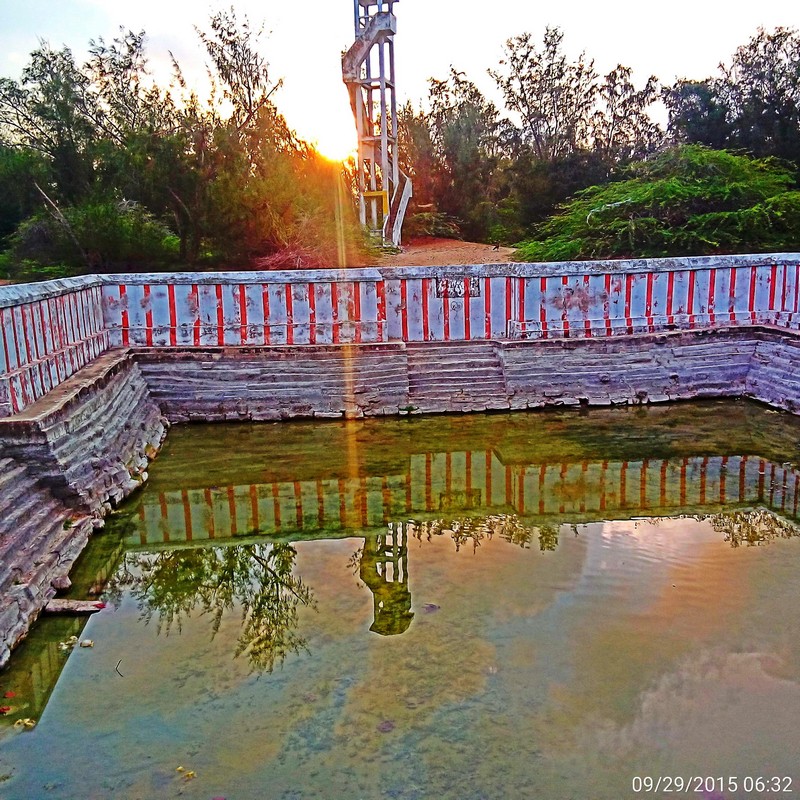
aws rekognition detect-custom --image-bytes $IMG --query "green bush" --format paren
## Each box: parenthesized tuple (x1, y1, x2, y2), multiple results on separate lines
(515, 145, 800, 261)
(6, 199, 179, 277)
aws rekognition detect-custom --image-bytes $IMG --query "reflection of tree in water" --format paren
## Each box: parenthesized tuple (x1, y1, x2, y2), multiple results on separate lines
(107, 542, 316, 673)
(406, 513, 537, 552)
(711, 508, 800, 547)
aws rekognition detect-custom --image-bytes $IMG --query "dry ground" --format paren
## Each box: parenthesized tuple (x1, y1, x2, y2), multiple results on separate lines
(377, 236, 516, 267)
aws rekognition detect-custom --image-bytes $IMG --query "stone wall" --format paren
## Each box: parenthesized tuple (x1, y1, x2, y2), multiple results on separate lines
(0, 350, 167, 667)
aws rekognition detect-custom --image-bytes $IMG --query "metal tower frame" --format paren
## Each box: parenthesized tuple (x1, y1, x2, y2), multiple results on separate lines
(342, 0, 412, 247)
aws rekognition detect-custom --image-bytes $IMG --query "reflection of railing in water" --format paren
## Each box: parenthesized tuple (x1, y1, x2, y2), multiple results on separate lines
(129, 453, 800, 546)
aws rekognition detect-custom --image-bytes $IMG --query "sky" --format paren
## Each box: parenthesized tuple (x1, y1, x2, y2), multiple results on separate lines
(1, 0, 798, 160)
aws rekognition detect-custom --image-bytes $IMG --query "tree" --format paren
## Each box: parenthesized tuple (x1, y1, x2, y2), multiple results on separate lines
(490, 27, 598, 162)
(515, 145, 800, 260)
(665, 27, 800, 165)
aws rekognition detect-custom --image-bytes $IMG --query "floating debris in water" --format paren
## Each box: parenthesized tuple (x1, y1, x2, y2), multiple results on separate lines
(79, 639, 94, 648)
(12, 718, 35, 729)
(376, 720, 395, 733)
(422, 603, 440, 614)
(3, 691, 15, 698)
(58, 635, 79, 652)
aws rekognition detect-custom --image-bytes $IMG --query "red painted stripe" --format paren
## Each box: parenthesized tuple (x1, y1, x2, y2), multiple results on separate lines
(421, 279, 430, 341)
(583, 274, 592, 337)
(666, 271, 675, 325)
(442, 291, 450, 341)
(228, 486, 238, 535)
(781, 262, 788, 312)
(463, 278, 471, 340)
(20, 306, 33, 366)
(331, 282, 340, 343)
(168, 284, 177, 346)
(624, 274, 633, 333)
(603, 274, 612, 336)
(250, 485, 260, 531)
(353, 282, 362, 343)
(215, 285, 224, 346)
(262, 284, 271, 345)
(192, 285, 201, 346)
(239, 284, 248, 345)
(505, 276, 512, 338)
(376, 280, 387, 339)
(485, 278, 492, 339)
(359, 477, 368, 527)
(182, 490, 193, 541)
(143, 285, 154, 347)
(540, 276, 549, 339)
(36, 302, 48, 357)
(700, 456, 708, 505)
(308, 282, 317, 344)
(758, 459, 765, 500)
(795, 264, 800, 323)
(660, 460, 668, 506)
(119, 285, 130, 346)
(768, 263, 778, 318)
(707, 268, 717, 325)
(687, 271, 696, 328)
(728, 268, 737, 322)
(285, 285, 294, 345)
(45, 300, 61, 383)
(399, 280, 408, 341)
(206, 489, 217, 538)
(749, 265, 758, 324)
(0, 309, 19, 412)
(561, 275, 570, 337)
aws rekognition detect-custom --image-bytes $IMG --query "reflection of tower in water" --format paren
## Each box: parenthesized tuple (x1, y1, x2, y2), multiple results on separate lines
(359, 522, 413, 635)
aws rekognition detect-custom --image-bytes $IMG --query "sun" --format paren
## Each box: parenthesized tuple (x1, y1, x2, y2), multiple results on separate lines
(311, 126, 358, 164)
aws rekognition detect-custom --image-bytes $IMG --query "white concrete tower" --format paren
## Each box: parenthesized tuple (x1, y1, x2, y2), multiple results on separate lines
(342, 0, 412, 247)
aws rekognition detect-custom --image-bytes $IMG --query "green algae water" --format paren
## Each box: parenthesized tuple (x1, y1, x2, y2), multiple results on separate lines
(2, 400, 800, 799)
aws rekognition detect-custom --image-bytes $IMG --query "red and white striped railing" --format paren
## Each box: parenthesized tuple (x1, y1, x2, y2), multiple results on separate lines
(0, 277, 108, 416)
(2, 254, 800, 417)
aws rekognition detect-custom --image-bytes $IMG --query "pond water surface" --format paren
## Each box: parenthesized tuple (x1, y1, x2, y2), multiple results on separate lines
(1, 401, 800, 799)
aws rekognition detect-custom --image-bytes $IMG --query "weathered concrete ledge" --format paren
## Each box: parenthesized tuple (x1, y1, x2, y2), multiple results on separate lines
(0, 350, 167, 666)
(128, 326, 799, 420)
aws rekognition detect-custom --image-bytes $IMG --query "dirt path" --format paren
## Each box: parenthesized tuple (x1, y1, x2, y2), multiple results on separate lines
(377, 237, 516, 267)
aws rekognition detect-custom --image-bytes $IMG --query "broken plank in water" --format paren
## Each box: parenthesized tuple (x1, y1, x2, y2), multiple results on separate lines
(44, 599, 105, 615)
